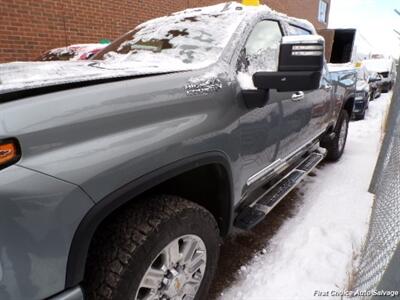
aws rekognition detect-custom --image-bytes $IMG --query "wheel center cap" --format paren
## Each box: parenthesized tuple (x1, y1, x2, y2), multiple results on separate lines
(164, 271, 187, 297)
(174, 277, 182, 291)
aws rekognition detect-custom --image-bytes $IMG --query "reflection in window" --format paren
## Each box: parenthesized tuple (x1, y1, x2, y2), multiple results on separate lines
(318, 0, 328, 23)
(288, 25, 312, 36)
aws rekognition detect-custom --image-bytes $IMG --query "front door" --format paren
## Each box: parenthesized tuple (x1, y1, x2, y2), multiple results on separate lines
(236, 19, 313, 191)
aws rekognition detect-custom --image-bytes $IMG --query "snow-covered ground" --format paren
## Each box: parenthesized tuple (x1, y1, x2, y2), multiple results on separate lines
(219, 94, 391, 300)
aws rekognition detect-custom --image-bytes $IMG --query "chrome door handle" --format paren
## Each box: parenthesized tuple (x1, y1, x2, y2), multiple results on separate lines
(323, 84, 333, 91)
(291, 91, 304, 102)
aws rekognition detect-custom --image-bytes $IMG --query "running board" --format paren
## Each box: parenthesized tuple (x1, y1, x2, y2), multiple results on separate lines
(234, 150, 325, 230)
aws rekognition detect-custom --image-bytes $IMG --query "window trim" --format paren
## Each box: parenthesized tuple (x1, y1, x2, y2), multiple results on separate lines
(288, 23, 312, 35)
(318, 0, 329, 24)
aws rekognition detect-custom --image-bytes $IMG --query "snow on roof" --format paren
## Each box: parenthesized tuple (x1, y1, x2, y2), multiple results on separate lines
(363, 58, 394, 73)
(327, 63, 356, 73)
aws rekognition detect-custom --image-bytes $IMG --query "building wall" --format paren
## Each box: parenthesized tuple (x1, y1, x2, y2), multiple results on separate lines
(0, 0, 330, 62)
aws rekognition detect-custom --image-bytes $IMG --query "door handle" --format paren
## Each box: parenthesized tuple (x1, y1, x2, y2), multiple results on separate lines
(291, 91, 304, 102)
(323, 84, 333, 91)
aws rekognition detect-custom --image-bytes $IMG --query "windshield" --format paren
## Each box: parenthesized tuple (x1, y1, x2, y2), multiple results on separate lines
(94, 4, 246, 69)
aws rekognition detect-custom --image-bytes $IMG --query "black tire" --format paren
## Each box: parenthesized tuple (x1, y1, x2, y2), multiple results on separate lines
(354, 110, 365, 120)
(369, 90, 375, 101)
(84, 195, 220, 300)
(322, 110, 349, 162)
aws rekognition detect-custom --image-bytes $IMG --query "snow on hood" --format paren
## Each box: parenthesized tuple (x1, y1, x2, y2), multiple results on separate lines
(38, 43, 108, 61)
(0, 60, 191, 95)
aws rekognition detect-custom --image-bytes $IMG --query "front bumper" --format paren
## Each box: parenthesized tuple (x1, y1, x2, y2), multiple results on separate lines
(0, 165, 93, 300)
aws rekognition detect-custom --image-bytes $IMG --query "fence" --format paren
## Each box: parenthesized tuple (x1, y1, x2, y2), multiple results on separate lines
(352, 62, 400, 298)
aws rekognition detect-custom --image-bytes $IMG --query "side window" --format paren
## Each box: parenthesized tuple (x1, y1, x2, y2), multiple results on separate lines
(238, 20, 282, 75)
(288, 24, 312, 36)
(318, 0, 328, 23)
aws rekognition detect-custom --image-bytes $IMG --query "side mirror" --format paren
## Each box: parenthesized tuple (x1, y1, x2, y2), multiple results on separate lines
(253, 35, 325, 92)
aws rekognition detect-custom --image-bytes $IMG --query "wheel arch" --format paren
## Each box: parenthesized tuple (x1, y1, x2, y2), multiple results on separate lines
(65, 151, 234, 289)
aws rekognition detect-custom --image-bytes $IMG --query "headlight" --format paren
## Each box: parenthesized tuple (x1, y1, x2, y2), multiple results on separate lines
(0, 138, 21, 170)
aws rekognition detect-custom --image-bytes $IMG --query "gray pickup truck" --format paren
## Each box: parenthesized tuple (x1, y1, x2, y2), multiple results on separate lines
(0, 3, 355, 300)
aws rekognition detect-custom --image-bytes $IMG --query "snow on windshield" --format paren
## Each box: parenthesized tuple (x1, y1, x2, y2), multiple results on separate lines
(96, 3, 247, 69)
(38, 44, 107, 61)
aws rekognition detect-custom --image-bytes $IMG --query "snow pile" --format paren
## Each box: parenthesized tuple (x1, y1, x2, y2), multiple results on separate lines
(219, 94, 391, 299)
(237, 72, 256, 89)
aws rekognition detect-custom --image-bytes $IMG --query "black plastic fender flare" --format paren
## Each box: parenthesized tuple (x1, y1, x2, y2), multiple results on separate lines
(65, 151, 234, 289)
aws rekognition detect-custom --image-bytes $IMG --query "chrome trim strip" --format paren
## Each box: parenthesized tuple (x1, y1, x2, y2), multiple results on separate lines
(247, 159, 283, 186)
(292, 45, 324, 51)
(246, 130, 326, 186)
(292, 51, 323, 56)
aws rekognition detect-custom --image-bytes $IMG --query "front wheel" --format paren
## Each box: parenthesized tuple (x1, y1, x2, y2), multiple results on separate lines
(354, 109, 366, 120)
(322, 110, 349, 162)
(84, 195, 220, 300)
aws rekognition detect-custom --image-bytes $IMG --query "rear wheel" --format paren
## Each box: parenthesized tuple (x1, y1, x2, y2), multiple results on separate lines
(354, 109, 366, 120)
(322, 110, 349, 162)
(84, 195, 220, 300)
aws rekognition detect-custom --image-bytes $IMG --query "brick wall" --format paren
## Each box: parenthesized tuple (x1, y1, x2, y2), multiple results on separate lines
(0, 0, 329, 62)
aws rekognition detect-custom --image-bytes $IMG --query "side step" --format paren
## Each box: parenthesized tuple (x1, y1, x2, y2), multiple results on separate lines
(234, 151, 325, 230)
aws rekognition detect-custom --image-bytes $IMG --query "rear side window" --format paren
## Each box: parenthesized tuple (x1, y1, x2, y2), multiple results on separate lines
(288, 24, 312, 35)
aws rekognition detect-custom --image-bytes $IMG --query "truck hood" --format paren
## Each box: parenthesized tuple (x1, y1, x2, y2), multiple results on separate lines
(0, 60, 192, 96)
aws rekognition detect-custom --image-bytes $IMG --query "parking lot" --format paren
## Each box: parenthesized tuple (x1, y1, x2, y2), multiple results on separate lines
(211, 94, 391, 299)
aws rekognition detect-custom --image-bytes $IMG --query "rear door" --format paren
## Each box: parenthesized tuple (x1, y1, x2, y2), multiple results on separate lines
(280, 23, 331, 150)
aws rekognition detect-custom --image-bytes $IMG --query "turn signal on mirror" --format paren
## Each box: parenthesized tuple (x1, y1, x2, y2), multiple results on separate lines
(0, 139, 20, 170)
